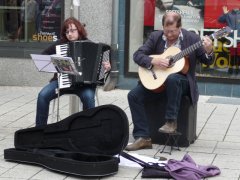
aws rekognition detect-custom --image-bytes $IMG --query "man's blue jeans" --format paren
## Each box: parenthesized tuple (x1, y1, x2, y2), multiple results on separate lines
(128, 73, 190, 139)
(36, 80, 96, 126)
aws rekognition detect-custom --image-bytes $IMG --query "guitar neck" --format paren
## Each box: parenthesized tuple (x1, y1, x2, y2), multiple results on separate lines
(172, 41, 202, 63)
(172, 34, 215, 63)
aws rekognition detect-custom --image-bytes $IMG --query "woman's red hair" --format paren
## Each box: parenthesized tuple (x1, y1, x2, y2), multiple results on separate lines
(60, 17, 87, 43)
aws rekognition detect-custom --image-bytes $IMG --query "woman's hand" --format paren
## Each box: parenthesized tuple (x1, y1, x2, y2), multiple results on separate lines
(103, 61, 111, 72)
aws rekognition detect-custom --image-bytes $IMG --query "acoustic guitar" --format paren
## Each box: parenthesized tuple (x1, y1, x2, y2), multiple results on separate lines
(138, 26, 232, 92)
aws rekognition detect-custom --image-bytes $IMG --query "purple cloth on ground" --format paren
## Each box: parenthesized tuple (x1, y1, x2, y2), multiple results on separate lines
(164, 154, 221, 180)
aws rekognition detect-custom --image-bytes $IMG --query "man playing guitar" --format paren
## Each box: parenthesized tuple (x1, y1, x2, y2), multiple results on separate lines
(125, 12, 214, 151)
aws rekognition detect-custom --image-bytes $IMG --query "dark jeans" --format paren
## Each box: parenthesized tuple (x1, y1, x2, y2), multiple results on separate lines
(128, 73, 190, 139)
(36, 80, 96, 126)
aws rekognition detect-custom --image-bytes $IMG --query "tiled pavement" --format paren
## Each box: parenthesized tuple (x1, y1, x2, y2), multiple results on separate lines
(0, 86, 240, 180)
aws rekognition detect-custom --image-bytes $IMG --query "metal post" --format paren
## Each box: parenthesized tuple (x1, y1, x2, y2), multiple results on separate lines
(69, 0, 81, 115)
(103, 0, 119, 91)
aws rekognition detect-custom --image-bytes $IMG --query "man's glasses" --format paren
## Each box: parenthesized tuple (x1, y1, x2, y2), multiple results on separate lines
(163, 29, 179, 35)
(65, 29, 77, 35)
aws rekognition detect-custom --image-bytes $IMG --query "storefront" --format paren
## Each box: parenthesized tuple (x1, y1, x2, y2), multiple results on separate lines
(0, 0, 63, 58)
(123, 0, 240, 97)
(0, 0, 112, 87)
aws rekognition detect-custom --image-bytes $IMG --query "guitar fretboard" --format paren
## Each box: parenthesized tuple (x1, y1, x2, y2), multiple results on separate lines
(172, 41, 203, 63)
(171, 28, 227, 63)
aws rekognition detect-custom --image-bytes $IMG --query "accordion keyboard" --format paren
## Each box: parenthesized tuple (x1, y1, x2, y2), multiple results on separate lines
(59, 73, 71, 89)
(56, 44, 71, 89)
(56, 44, 68, 56)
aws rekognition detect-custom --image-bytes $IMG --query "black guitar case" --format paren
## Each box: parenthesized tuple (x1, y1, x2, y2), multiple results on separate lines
(4, 104, 129, 177)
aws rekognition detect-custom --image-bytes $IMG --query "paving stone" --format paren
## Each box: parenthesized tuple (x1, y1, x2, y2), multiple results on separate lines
(0, 86, 239, 179)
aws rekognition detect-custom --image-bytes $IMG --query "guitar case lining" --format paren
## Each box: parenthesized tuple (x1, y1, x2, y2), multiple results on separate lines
(4, 104, 129, 177)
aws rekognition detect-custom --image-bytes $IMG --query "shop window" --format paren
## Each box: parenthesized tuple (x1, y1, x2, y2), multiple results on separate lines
(125, 0, 240, 80)
(0, 0, 63, 44)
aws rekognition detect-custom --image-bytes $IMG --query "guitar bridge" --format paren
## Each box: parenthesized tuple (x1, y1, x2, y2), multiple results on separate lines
(169, 57, 175, 67)
(150, 69, 157, 80)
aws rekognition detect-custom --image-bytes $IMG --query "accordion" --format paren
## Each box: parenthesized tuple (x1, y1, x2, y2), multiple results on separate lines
(56, 40, 111, 88)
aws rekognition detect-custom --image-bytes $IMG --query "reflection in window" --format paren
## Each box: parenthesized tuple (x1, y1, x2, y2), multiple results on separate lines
(0, 0, 62, 42)
(126, 0, 240, 78)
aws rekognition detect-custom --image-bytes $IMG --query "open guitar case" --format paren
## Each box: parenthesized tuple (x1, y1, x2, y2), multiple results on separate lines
(4, 104, 129, 177)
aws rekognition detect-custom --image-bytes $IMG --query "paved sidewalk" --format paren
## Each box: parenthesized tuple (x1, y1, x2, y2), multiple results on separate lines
(0, 86, 240, 180)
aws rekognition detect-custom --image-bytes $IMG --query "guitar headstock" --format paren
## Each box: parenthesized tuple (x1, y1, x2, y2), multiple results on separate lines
(210, 26, 233, 40)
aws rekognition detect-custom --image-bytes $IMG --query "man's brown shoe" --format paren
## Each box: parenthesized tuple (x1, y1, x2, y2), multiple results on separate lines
(158, 121, 177, 133)
(125, 137, 152, 151)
